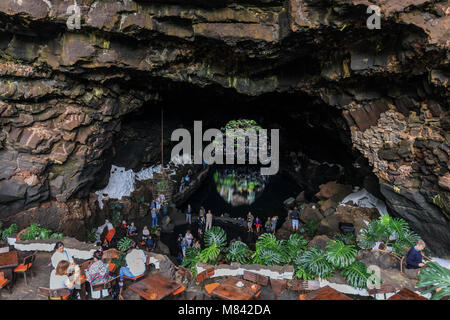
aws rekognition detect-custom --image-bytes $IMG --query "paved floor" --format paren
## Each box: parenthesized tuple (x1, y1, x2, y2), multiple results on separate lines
(1, 251, 51, 300)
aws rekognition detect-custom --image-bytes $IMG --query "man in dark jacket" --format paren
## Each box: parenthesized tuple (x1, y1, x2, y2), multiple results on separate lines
(406, 240, 426, 269)
(405, 240, 426, 279)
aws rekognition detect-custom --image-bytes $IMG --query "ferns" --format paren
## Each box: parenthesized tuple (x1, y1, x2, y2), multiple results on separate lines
(417, 261, 450, 300)
(325, 240, 357, 268)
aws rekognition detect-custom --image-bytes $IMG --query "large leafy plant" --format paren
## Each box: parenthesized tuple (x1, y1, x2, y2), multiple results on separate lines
(341, 261, 374, 289)
(279, 234, 308, 264)
(117, 237, 132, 252)
(1, 224, 18, 241)
(299, 246, 335, 279)
(325, 240, 357, 268)
(357, 215, 421, 255)
(204, 226, 227, 248)
(417, 262, 450, 300)
(251, 233, 283, 266)
(226, 241, 252, 264)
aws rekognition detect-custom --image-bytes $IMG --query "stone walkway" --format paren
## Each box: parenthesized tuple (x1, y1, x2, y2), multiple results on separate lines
(1, 252, 51, 300)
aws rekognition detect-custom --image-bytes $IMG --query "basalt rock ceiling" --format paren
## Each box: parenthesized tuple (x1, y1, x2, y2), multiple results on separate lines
(0, 0, 448, 254)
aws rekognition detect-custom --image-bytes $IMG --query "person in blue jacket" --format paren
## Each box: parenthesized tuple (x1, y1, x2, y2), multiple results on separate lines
(406, 240, 426, 269)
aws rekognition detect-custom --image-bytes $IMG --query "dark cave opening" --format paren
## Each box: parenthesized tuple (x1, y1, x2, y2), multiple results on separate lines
(106, 82, 383, 218)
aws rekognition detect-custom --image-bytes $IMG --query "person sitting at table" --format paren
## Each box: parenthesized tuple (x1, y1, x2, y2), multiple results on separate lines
(118, 241, 146, 285)
(51, 242, 75, 269)
(145, 235, 157, 251)
(50, 260, 78, 294)
(85, 250, 110, 298)
(127, 222, 137, 236)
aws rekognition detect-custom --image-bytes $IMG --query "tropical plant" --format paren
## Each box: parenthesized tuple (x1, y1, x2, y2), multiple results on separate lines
(325, 240, 357, 268)
(293, 251, 316, 280)
(181, 247, 201, 275)
(357, 215, 421, 256)
(417, 261, 450, 300)
(301, 219, 318, 238)
(112, 251, 127, 269)
(226, 241, 252, 264)
(341, 261, 373, 289)
(333, 233, 356, 245)
(204, 226, 227, 249)
(279, 234, 308, 264)
(1, 223, 18, 241)
(50, 233, 64, 239)
(117, 237, 132, 252)
(199, 242, 221, 264)
(20, 223, 42, 240)
(251, 233, 283, 266)
(299, 246, 335, 279)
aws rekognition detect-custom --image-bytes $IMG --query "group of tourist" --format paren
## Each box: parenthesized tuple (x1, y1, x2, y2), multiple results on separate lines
(179, 170, 193, 192)
(238, 212, 278, 234)
(49, 239, 148, 300)
(150, 194, 168, 227)
(177, 230, 201, 259)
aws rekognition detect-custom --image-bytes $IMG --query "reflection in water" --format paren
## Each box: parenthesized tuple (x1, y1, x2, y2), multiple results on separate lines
(213, 168, 267, 206)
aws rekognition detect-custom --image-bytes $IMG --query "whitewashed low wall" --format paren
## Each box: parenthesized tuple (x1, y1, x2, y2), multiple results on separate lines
(9, 237, 98, 260)
(196, 262, 294, 280)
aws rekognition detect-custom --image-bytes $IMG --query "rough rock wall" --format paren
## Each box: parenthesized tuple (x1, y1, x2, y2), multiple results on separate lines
(0, 0, 448, 253)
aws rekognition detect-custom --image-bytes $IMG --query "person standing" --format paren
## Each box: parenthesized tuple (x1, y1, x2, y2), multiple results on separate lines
(186, 204, 192, 224)
(162, 201, 168, 217)
(290, 207, 300, 231)
(151, 207, 158, 226)
(265, 217, 272, 233)
(181, 237, 188, 257)
(272, 216, 278, 233)
(255, 217, 261, 233)
(247, 212, 254, 233)
(205, 210, 213, 230)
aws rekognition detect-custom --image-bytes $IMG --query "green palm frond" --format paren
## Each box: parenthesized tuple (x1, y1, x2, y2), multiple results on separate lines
(325, 240, 357, 268)
(255, 233, 278, 249)
(387, 218, 410, 239)
(117, 237, 132, 252)
(341, 261, 372, 289)
(226, 241, 252, 264)
(182, 247, 201, 274)
(300, 246, 335, 279)
(417, 262, 450, 300)
(279, 234, 308, 264)
(204, 226, 227, 248)
(251, 247, 283, 266)
(199, 243, 221, 264)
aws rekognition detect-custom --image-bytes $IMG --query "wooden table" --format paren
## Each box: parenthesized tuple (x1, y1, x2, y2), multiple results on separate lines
(0, 251, 19, 281)
(129, 273, 181, 300)
(211, 277, 261, 300)
(301, 285, 353, 300)
(387, 288, 428, 300)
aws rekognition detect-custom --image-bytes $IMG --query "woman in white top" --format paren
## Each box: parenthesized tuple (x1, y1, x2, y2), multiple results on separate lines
(50, 260, 77, 293)
(51, 242, 74, 269)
